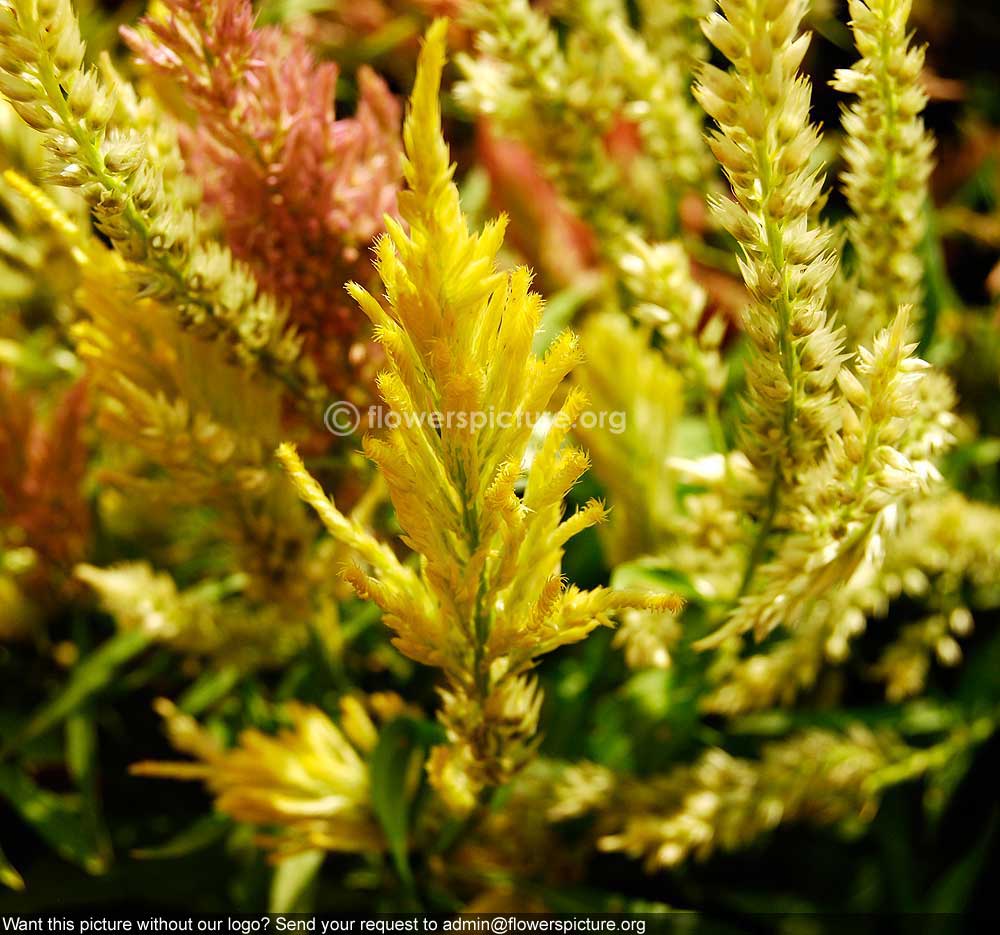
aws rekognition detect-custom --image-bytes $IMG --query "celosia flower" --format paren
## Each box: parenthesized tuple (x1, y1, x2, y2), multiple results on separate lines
(870, 492, 1000, 701)
(695, 0, 846, 498)
(0, 372, 89, 593)
(0, 99, 87, 321)
(572, 311, 681, 565)
(75, 562, 310, 667)
(458, 0, 710, 237)
(698, 311, 958, 703)
(132, 698, 384, 859)
(561, 727, 896, 871)
(457, 1, 720, 402)
(278, 20, 681, 813)
(702, 307, 950, 648)
(123, 0, 404, 391)
(1, 170, 321, 616)
(834, 0, 935, 343)
(0, 0, 319, 401)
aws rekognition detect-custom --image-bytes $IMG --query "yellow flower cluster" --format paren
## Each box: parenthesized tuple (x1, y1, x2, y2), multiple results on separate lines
(706, 308, 948, 647)
(1, 172, 326, 660)
(279, 20, 681, 812)
(573, 311, 681, 565)
(458, 0, 718, 400)
(133, 698, 386, 859)
(553, 727, 895, 870)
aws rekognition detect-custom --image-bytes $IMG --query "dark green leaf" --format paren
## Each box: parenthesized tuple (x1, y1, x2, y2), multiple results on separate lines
(268, 849, 324, 912)
(925, 812, 998, 913)
(131, 813, 231, 860)
(2, 630, 150, 756)
(0, 765, 106, 874)
(369, 717, 435, 892)
(66, 711, 111, 871)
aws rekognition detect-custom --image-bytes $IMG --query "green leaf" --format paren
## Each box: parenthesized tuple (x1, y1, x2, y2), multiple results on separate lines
(0, 841, 24, 891)
(66, 711, 111, 872)
(0, 765, 106, 874)
(178, 665, 242, 716)
(131, 813, 230, 860)
(268, 849, 324, 913)
(66, 711, 96, 788)
(876, 793, 918, 912)
(611, 559, 702, 602)
(919, 201, 961, 353)
(2, 629, 150, 757)
(924, 812, 997, 914)
(532, 283, 596, 356)
(369, 717, 436, 893)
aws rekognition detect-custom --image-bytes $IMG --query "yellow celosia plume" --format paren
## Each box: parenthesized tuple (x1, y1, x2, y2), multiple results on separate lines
(279, 19, 681, 813)
(132, 698, 383, 859)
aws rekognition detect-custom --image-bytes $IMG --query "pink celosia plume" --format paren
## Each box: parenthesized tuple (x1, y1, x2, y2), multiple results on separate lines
(122, 0, 403, 391)
(0, 374, 90, 585)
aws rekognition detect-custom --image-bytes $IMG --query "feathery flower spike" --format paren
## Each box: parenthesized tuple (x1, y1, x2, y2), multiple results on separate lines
(458, 1, 717, 397)
(833, 0, 935, 343)
(694, 0, 847, 591)
(123, 0, 404, 391)
(280, 19, 681, 813)
(0, 0, 321, 402)
(702, 306, 950, 648)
